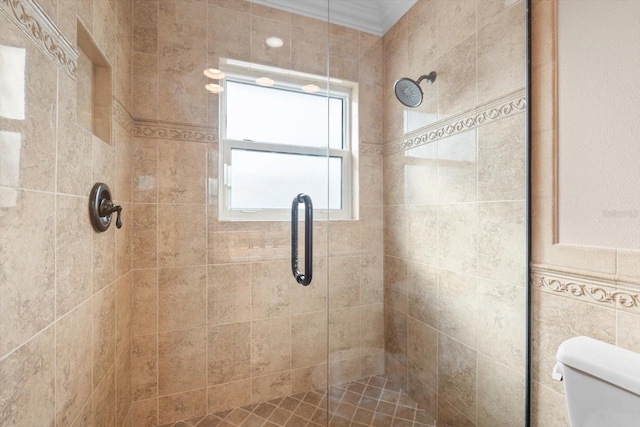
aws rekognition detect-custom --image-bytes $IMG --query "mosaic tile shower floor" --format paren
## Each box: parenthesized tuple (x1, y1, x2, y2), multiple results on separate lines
(158, 375, 436, 427)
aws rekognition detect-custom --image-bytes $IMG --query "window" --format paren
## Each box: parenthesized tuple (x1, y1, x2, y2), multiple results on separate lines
(218, 60, 357, 221)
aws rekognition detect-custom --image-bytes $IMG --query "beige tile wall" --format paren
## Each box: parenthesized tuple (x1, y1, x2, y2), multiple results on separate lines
(530, 1, 640, 425)
(382, 1, 527, 426)
(0, 0, 134, 426)
(129, 1, 385, 425)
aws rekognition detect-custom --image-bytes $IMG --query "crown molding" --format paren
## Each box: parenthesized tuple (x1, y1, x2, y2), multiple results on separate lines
(246, 0, 416, 36)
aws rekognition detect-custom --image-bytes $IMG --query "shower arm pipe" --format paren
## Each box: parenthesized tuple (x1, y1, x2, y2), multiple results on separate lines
(416, 71, 437, 85)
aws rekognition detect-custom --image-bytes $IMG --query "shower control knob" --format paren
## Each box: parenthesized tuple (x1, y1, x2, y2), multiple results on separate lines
(89, 182, 123, 232)
(99, 198, 123, 229)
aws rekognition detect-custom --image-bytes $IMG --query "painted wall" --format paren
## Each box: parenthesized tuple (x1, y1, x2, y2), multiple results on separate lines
(0, 0, 134, 426)
(557, 0, 640, 250)
(382, 0, 528, 426)
(531, 0, 640, 425)
(129, 1, 386, 425)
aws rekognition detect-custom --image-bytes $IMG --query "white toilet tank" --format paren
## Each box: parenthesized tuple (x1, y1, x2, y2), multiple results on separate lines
(553, 336, 640, 427)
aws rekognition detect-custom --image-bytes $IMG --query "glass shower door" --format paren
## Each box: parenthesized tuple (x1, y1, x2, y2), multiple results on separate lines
(211, 2, 393, 419)
(211, 1, 334, 424)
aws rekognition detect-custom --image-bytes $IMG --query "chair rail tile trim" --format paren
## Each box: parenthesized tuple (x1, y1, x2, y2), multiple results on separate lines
(131, 121, 217, 143)
(360, 142, 384, 156)
(531, 266, 640, 314)
(113, 99, 134, 134)
(0, 0, 78, 79)
(112, 102, 217, 143)
(384, 88, 526, 155)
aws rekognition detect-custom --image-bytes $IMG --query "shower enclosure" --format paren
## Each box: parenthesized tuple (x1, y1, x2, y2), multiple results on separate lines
(149, 0, 528, 424)
(0, 0, 529, 426)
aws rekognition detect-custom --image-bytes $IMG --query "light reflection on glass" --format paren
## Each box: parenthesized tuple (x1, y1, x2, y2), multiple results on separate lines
(0, 130, 22, 189)
(0, 186, 17, 208)
(0, 45, 26, 120)
(406, 109, 437, 134)
(136, 175, 155, 191)
(438, 130, 476, 162)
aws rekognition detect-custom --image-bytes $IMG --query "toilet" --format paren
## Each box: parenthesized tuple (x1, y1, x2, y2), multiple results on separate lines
(553, 336, 640, 427)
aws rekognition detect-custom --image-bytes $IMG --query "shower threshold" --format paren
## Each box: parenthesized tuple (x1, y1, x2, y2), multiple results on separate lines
(157, 374, 436, 427)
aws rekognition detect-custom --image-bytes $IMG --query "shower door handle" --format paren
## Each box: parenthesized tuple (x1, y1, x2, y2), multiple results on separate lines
(291, 193, 313, 286)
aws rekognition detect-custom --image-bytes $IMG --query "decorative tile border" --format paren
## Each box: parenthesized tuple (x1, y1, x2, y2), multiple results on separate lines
(124, 117, 383, 149)
(360, 142, 384, 156)
(112, 100, 218, 143)
(384, 89, 526, 155)
(531, 266, 640, 314)
(125, 118, 378, 148)
(131, 120, 218, 143)
(0, 0, 78, 79)
(113, 99, 134, 134)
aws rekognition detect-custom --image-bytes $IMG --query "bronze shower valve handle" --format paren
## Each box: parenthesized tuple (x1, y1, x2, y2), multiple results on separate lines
(89, 182, 123, 232)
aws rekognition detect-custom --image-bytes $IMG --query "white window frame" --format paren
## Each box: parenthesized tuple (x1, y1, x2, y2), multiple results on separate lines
(217, 59, 358, 222)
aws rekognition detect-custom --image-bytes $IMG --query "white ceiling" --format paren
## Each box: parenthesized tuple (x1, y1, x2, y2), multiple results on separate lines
(246, 0, 417, 36)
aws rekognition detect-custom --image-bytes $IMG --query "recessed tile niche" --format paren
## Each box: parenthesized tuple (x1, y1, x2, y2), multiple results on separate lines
(76, 20, 112, 144)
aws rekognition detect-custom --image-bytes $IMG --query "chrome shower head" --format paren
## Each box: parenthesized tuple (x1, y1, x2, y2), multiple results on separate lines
(393, 71, 437, 108)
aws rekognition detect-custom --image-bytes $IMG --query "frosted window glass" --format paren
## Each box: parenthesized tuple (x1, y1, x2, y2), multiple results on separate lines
(230, 149, 342, 210)
(226, 81, 344, 149)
